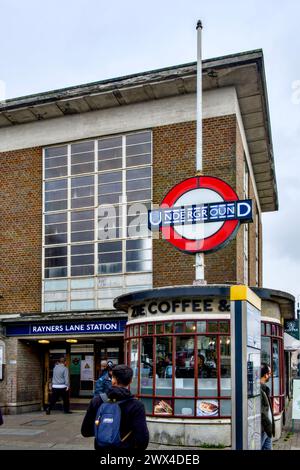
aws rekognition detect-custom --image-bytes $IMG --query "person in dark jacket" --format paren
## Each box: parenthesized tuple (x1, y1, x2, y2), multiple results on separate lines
(260, 363, 275, 450)
(81, 364, 149, 450)
(94, 360, 113, 397)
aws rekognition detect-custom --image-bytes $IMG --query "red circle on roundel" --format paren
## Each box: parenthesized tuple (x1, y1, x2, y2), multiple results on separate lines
(160, 176, 239, 254)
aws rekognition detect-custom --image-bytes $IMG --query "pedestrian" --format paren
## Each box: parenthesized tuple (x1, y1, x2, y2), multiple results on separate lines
(260, 363, 275, 450)
(46, 357, 72, 414)
(94, 360, 114, 396)
(81, 364, 149, 450)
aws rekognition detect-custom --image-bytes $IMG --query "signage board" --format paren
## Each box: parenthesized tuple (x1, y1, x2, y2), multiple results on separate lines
(5, 320, 127, 336)
(284, 320, 300, 340)
(148, 176, 252, 253)
(128, 297, 230, 319)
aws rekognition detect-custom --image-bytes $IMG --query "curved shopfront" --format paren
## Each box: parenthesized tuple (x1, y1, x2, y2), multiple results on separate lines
(114, 285, 294, 446)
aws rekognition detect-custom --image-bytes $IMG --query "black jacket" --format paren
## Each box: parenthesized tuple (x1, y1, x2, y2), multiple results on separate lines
(81, 386, 149, 450)
(261, 383, 275, 438)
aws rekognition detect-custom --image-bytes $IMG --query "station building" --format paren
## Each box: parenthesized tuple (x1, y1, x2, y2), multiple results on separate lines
(0, 49, 295, 444)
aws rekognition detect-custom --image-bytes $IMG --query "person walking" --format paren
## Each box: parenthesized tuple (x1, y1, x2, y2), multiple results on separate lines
(94, 360, 114, 396)
(46, 357, 72, 414)
(260, 363, 275, 450)
(81, 364, 149, 450)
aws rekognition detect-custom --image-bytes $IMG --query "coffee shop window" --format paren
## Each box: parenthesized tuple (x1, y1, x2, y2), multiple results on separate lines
(125, 319, 231, 418)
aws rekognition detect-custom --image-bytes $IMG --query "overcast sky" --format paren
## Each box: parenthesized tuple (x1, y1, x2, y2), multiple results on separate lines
(1, 0, 299, 309)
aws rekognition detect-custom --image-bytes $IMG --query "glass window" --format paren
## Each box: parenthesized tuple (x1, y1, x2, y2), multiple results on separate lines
(175, 336, 194, 396)
(98, 241, 122, 274)
(130, 339, 138, 395)
(220, 336, 231, 396)
(43, 131, 152, 305)
(140, 337, 153, 395)
(197, 336, 217, 397)
(156, 336, 173, 396)
(272, 339, 280, 395)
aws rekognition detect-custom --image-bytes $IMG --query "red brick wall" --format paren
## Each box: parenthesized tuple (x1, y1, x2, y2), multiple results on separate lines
(0, 147, 42, 313)
(0, 337, 42, 413)
(153, 115, 246, 287)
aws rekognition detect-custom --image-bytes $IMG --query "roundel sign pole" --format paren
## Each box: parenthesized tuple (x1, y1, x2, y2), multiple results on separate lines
(148, 176, 252, 254)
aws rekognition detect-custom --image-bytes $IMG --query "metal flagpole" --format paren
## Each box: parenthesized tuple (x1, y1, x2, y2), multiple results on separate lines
(195, 20, 205, 283)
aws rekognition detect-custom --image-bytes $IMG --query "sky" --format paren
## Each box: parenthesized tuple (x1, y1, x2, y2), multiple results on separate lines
(0, 0, 299, 309)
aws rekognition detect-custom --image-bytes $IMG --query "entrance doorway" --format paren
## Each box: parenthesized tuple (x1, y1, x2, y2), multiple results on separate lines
(43, 338, 124, 406)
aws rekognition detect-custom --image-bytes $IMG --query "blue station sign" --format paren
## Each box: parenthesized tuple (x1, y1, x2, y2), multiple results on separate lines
(5, 319, 127, 337)
(149, 199, 252, 230)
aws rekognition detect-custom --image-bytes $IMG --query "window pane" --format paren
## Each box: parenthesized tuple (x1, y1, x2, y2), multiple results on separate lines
(126, 238, 151, 250)
(45, 213, 67, 226)
(175, 336, 194, 396)
(45, 267, 67, 278)
(45, 201, 67, 212)
(156, 336, 173, 396)
(45, 167, 67, 178)
(45, 223, 67, 235)
(127, 167, 151, 181)
(98, 136, 122, 150)
(140, 337, 153, 395)
(71, 265, 94, 276)
(72, 220, 94, 232)
(45, 179, 67, 192)
(45, 155, 67, 168)
(126, 132, 151, 145)
(71, 175, 94, 188)
(71, 255, 94, 266)
(174, 399, 194, 417)
(126, 154, 151, 167)
(220, 336, 231, 396)
(45, 145, 67, 158)
(126, 142, 151, 157)
(72, 186, 94, 198)
(272, 339, 280, 395)
(98, 158, 122, 171)
(99, 171, 122, 184)
(45, 257, 67, 268)
(197, 336, 217, 397)
(45, 234, 67, 245)
(71, 244, 94, 255)
(71, 141, 94, 153)
(45, 246, 67, 257)
(130, 339, 138, 394)
(71, 210, 94, 221)
(71, 162, 95, 175)
(71, 197, 94, 209)
(126, 260, 151, 272)
(71, 231, 94, 242)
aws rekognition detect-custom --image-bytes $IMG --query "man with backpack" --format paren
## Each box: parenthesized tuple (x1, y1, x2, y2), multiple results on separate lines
(94, 360, 114, 396)
(81, 364, 149, 451)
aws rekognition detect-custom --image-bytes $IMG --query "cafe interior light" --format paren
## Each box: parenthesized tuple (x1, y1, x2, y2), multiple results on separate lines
(66, 339, 78, 343)
(38, 339, 50, 344)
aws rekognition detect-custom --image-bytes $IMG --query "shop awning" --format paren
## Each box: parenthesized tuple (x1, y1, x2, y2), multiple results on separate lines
(284, 332, 300, 351)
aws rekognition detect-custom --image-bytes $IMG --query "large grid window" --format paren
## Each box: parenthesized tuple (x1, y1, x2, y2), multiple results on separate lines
(43, 131, 152, 312)
(125, 320, 231, 418)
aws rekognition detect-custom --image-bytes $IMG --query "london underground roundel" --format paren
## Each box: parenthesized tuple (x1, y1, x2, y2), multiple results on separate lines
(148, 176, 252, 254)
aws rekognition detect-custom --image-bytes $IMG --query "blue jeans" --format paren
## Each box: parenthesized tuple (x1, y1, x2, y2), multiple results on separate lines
(261, 431, 272, 450)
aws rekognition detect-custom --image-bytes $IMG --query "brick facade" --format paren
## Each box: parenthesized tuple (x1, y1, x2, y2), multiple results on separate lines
(0, 115, 262, 413)
(0, 147, 42, 314)
(0, 337, 42, 413)
(152, 115, 260, 287)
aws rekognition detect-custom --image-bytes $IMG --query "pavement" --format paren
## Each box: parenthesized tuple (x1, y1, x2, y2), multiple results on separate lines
(0, 401, 299, 451)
